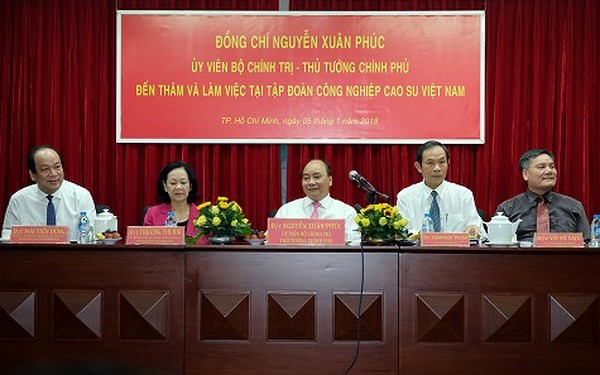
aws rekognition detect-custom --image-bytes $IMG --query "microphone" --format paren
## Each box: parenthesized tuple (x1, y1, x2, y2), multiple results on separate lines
(348, 170, 390, 202)
(348, 170, 376, 192)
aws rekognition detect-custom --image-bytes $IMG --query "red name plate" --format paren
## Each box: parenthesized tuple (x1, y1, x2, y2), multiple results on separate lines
(267, 218, 345, 246)
(125, 226, 185, 245)
(534, 233, 584, 248)
(420, 232, 470, 247)
(10, 225, 69, 244)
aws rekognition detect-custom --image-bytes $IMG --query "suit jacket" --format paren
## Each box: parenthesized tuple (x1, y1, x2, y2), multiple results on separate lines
(143, 202, 208, 244)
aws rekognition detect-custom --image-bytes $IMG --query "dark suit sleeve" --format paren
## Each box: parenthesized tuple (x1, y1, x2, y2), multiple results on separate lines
(574, 203, 591, 242)
(495, 200, 512, 218)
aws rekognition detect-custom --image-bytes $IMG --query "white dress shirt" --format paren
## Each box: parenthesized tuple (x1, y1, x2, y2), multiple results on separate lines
(275, 194, 360, 243)
(3, 180, 97, 241)
(396, 180, 481, 234)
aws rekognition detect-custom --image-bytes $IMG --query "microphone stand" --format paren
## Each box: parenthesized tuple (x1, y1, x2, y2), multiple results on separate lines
(355, 180, 389, 204)
(366, 191, 390, 204)
(367, 191, 378, 204)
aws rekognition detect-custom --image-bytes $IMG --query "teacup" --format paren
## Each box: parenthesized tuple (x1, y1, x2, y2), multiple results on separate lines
(1, 229, 11, 241)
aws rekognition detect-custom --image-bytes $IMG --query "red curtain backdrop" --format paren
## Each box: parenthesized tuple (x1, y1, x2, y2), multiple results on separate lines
(1, 0, 598, 232)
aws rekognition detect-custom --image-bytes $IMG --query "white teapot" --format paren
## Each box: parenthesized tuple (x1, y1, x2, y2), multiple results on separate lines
(94, 209, 118, 234)
(480, 212, 522, 244)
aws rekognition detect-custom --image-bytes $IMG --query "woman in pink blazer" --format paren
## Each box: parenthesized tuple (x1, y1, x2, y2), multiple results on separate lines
(143, 161, 208, 244)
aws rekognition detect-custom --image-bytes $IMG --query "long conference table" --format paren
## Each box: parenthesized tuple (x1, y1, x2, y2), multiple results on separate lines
(1, 243, 599, 374)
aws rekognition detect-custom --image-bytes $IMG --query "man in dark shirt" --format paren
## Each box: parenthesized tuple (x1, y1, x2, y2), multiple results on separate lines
(496, 149, 590, 242)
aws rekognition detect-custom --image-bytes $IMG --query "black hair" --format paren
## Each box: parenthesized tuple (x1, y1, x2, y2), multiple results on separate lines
(156, 161, 199, 204)
(518, 149, 555, 171)
(416, 140, 450, 164)
(27, 145, 62, 174)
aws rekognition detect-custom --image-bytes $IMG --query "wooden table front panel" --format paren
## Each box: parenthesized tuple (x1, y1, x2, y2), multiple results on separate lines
(0, 248, 185, 374)
(4, 245, 600, 374)
(400, 252, 600, 374)
(185, 251, 398, 374)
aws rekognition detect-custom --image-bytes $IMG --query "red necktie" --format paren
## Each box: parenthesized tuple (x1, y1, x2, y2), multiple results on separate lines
(310, 201, 320, 219)
(536, 197, 549, 233)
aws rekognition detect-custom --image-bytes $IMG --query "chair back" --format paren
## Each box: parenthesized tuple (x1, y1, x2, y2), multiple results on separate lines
(477, 208, 486, 221)
(142, 205, 151, 224)
(96, 204, 110, 215)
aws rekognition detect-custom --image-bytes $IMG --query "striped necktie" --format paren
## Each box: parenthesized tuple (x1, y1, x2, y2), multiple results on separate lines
(536, 197, 549, 233)
(430, 191, 441, 232)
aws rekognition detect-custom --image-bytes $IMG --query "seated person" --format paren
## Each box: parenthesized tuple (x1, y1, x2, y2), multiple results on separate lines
(396, 140, 481, 236)
(496, 149, 590, 242)
(3, 145, 96, 241)
(144, 161, 208, 243)
(275, 159, 360, 244)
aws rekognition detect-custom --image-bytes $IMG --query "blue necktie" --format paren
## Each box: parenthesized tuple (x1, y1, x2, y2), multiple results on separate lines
(46, 195, 56, 225)
(430, 191, 441, 232)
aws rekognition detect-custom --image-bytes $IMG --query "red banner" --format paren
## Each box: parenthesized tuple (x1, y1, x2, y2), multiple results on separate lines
(117, 11, 485, 144)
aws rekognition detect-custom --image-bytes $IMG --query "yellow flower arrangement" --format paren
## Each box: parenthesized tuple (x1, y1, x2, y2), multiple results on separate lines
(192, 196, 252, 241)
(354, 203, 409, 241)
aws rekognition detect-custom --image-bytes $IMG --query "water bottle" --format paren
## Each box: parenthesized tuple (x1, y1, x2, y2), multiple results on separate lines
(421, 212, 434, 233)
(165, 211, 177, 227)
(590, 214, 600, 248)
(420, 213, 434, 246)
(76, 211, 93, 244)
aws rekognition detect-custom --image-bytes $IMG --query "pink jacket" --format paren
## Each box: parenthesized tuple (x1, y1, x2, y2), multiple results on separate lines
(143, 203, 208, 244)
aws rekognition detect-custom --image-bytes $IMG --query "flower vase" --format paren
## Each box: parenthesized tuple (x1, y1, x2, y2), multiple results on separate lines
(365, 237, 393, 246)
(208, 234, 234, 245)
